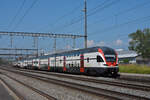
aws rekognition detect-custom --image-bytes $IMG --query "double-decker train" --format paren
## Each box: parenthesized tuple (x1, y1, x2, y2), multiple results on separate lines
(14, 46, 119, 76)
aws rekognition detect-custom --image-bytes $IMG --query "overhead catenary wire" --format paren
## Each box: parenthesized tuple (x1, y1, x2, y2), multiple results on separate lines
(112, 19, 150, 40)
(12, 0, 38, 31)
(87, 0, 108, 12)
(59, 0, 108, 31)
(87, 0, 120, 17)
(59, 0, 149, 34)
(53, 15, 83, 32)
(90, 15, 150, 37)
(8, 0, 26, 30)
(53, 0, 109, 31)
(55, 0, 119, 32)
(67, 0, 121, 33)
(115, 0, 150, 16)
(7, 0, 26, 48)
(62, 0, 150, 34)
(40, 3, 83, 32)
(86, 0, 150, 30)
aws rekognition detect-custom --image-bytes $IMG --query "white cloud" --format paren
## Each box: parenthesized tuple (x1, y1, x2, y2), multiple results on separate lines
(114, 39, 123, 46)
(87, 40, 95, 47)
(96, 41, 105, 46)
(87, 40, 107, 47)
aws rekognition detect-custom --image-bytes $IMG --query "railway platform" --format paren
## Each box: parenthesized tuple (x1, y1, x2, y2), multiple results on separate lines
(120, 73, 150, 77)
(120, 73, 150, 83)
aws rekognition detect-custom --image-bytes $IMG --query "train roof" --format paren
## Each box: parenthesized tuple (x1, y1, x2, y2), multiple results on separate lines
(21, 46, 115, 60)
(38, 46, 115, 58)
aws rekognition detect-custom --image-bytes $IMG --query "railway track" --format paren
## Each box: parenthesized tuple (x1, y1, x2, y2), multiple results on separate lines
(14, 67, 150, 92)
(0, 67, 150, 100)
(2, 74, 57, 100)
(0, 69, 57, 100)
(0, 76, 25, 100)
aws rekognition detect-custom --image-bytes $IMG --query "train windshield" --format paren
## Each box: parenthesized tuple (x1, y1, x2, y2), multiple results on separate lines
(105, 55, 116, 62)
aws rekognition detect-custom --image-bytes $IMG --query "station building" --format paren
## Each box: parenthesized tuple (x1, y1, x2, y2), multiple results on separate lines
(116, 49, 138, 64)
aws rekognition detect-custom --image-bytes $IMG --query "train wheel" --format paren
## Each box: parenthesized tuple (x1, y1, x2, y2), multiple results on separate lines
(111, 72, 119, 78)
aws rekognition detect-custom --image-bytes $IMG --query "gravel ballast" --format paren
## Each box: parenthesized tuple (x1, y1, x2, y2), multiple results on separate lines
(0, 68, 150, 99)
(0, 74, 49, 100)
(16, 70, 150, 99)
(0, 70, 106, 100)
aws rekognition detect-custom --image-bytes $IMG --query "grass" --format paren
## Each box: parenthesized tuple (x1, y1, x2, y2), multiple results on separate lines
(119, 64, 150, 74)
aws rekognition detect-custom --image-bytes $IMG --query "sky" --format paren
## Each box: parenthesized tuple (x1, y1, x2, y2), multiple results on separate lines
(0, 0, 150, 53)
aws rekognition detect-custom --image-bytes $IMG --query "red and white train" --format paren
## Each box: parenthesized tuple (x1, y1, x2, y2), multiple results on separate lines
(14, 46, 119, 76)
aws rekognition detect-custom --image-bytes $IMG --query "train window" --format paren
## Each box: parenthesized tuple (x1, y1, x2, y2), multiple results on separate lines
(34, 61, 38, 64)
(97, 55, 104, 62)
(87, 58, 89, 63)
(105, 57, 115, 62)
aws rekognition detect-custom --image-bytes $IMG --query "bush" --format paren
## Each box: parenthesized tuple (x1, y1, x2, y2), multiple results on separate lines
(123, 59, 129, 64)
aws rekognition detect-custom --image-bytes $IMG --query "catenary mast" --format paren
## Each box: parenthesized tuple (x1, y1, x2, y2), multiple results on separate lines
(83, 0, 87, 48)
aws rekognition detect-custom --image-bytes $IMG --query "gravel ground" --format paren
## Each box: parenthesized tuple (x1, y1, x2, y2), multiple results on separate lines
(0, 74, 50, 100)
(0, 70, 107, 100)
(15, 70, 150, 99)
(1, 69, 150, 99)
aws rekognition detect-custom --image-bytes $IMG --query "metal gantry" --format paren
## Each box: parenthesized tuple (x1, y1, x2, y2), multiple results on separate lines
(0, 48, 38, 57)
(0, 48, 37, 59)
(0, 54, 35, 56)
(0, 31, 84, 38)
(0, 31, 85, 58)
(0, 48, 37, 51)
(0, 31, 85, 50)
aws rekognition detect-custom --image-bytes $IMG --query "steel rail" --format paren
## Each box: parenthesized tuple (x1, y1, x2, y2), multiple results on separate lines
(1, 67, 149, 100)
(14, 68, 150, 92)
(0, 76, 25, 100)
(1, 72, 56, 100)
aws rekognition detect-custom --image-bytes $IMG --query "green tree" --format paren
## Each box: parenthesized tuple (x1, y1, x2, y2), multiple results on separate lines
(128, 28, 150, 58)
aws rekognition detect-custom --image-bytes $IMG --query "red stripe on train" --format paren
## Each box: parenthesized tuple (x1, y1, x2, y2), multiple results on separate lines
(98, 49, 106, 62)
(80, 54, 84, 72)
(63, 56, 66, 71)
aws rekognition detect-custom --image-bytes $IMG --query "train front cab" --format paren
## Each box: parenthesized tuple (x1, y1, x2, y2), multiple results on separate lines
(97, 48, 119, 76)
(84, 48, 119, 76)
